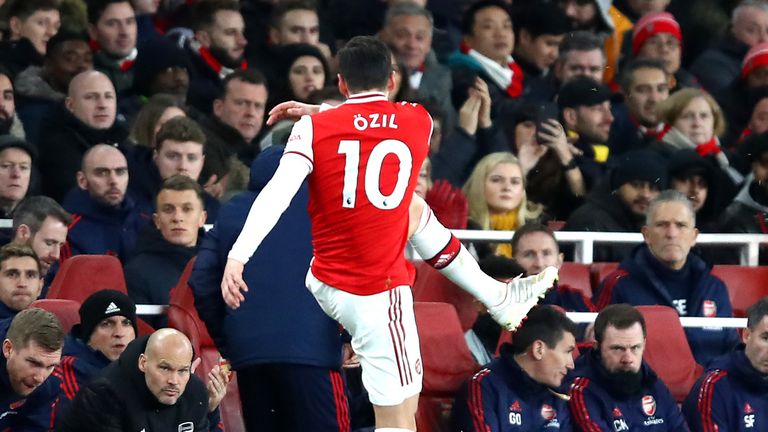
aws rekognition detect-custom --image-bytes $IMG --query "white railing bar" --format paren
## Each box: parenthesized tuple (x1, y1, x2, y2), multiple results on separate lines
(136, 305, 167, 315)
(566, 312, 748, 328)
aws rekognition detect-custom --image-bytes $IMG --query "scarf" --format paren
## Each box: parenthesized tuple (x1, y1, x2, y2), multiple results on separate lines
(190, 40, 247, 80)
(460, 42, 524, 98)
(89, 39, 137, 71)
(490, 209, 519, 258)
(661, 127, 744, 184)
(630, 116, 670, 140)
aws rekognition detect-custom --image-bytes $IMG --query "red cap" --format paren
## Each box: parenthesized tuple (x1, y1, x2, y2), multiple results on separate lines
(632, 12, 682, 56)
(742, 42, 768, 79)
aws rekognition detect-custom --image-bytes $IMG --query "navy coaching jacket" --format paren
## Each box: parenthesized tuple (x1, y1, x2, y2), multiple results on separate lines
(568, 348, 689, 432)
(453, 344, 573, 431)
(682, 347, 768, 431)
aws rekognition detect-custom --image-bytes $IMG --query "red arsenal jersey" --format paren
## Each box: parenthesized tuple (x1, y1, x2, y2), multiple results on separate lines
(284, 92, 432, 295)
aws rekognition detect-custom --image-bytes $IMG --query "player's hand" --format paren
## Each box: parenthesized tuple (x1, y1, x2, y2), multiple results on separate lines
(207, 364, 230, 412)
(341, 343, 360, 368)
(267, 101, 321, 125)
(221, 259, 248, 309)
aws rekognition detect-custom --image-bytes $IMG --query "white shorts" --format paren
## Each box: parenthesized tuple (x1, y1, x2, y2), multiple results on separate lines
(306, 270, 423, 406)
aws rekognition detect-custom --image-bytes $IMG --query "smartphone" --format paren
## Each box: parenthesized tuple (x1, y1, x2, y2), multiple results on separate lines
(535, 103, 560, 144)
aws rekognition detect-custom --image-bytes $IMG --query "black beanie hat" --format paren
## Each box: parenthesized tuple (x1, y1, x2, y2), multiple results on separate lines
(610, 149, 668, 190)
(79, 290, 138, 342)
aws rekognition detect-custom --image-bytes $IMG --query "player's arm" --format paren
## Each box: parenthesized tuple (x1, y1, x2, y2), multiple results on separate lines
(222, 116, 313, 308)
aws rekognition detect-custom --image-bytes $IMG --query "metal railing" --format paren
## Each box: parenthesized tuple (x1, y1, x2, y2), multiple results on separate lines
(453, 230, 768, 266)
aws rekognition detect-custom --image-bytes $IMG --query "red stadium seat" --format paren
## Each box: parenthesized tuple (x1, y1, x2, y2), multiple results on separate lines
(167, 304, 244, 432)
(47, 255, 127, 302)
(168, 257, 216, 347)
(636, 305, 704, 402)
(559, 262, 592, 298)
(414, 302, 480, 432)
(589, 262, 619, 295)
(30, 299, 81, 333)
(710, 265, 768, 317)
(411, 260, 479, 332)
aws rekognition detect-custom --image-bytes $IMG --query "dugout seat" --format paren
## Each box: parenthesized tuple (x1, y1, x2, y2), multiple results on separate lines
(637, 305, 704, 402)
(167, 304, 245, 432)
(414, 301, 480, 432)
(559, 262, 592, 298)
(47, 255, 127, 302)
(710, 265, 768, 317)
(589, 262, 620, 294)
(168, 257, 216, 347)
(30, 299, 81, 333)
(411, 260, 479, 332)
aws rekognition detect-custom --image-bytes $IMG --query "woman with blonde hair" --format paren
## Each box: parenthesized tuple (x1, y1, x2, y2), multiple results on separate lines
(463, 152, 543, 258)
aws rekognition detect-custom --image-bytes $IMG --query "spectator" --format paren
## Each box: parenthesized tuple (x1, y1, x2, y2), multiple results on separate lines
(127, 37, 190, 116)
(268, 43, 329, 108)
(732, 86, 768, 147)
(557, 75, 616, 189)
(453, 306, 577, 431)
(0, 0, 61, 77)
(191, 146, 349, 431)
(594, 190, 739, 365)
(201, 69, 268, 196)
(62, 144, 141, 261)
(616, 0, 671, 22)
(56, 328, 211, 431)
(569, 304, 688, 431)
(609, 58, 670, 155)
(630, 12, 697, 92)
(186, 0, 248, 114)
(564, 149, 666, 262)
(38, 70, 130, 202)
(668, 149, 723, 233)
(655, 88, 743, 188)
(131, 0, 161, 43)
(557, 0, 633, 85)
(86, 0, 138, 95)
(511, 2, 570, 102)
(379, 2, 455, 130)
(127, 115, 219, 223)
(447, 1, 523, 118)
(719, 132, 768, 264)
(690, 0, 768, 93)
(462, 152, 543, 258)
(260, 0, 333, 66)
(50, 289, 228, 430)
(0, 136, 34, 219)
(512, 223, 595, 313)
(129, 94, 186, 148)
(0, 67, 27, 140)
(553, 30, 607, 92)
(125, 175, 206, 327)
(11, 196, 71, 280)
(14, 32, 93, 147)
(683, 297, 768, 431)
(0, 244, 42, 319)
(0, 308, 64, 430)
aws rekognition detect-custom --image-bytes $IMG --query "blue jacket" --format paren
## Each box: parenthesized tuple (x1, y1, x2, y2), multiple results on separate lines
(569, 348, 689, 432)
(682, 347, 768, 432)
(0, 302, 18, 320)
(593, 244, 740, 366)
(62, 187, 144, 262)
(189, 145, 343, 370)
(453, 344, 573, 431)
(51, 327, 223, 431)
(0, 317, 60, 431)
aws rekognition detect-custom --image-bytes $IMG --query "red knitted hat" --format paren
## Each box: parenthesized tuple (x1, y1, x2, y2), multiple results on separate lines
(632, 12, 682, 56)
(742, 42, 768, 79)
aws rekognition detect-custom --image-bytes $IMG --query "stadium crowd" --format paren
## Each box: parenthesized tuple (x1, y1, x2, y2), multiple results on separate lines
(0, 0, 763, 430)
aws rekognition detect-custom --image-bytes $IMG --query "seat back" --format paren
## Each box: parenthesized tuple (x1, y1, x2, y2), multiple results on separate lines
(589, 262, 619, 294)
(637, 305, 704, 402)
(411, 261, 478, 332)
(710, 265, 768, 317)
(47, 255, 127, 303)
(30, 299, 81, 333)
(559, 262, 592, 298)
(168, 257, 215, 347)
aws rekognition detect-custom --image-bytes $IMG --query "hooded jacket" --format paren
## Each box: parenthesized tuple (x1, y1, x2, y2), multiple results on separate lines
(569, 348, 688, 431)
(14, 65, 63, 147)
(190, 145, 343, 369)
(62, 187, 143, 262)
(453, 343, 573, 431)
(682, 347, 768, 432)
(593, 244, 740, 366)
(55, 335, 209, 432)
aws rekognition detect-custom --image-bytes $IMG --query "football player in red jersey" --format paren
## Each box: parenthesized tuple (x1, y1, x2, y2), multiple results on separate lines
(221, 36, 557, 431)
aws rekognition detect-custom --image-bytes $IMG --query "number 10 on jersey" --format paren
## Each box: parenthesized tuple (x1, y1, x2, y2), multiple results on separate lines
(338, 139, 414, 210)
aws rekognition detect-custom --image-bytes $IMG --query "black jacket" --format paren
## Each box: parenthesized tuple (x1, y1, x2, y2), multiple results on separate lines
(55, 335, 209, 432)
(0, 38, 43, 78)
(38, 103, 131, 202)
(689, 34, 749, 94)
